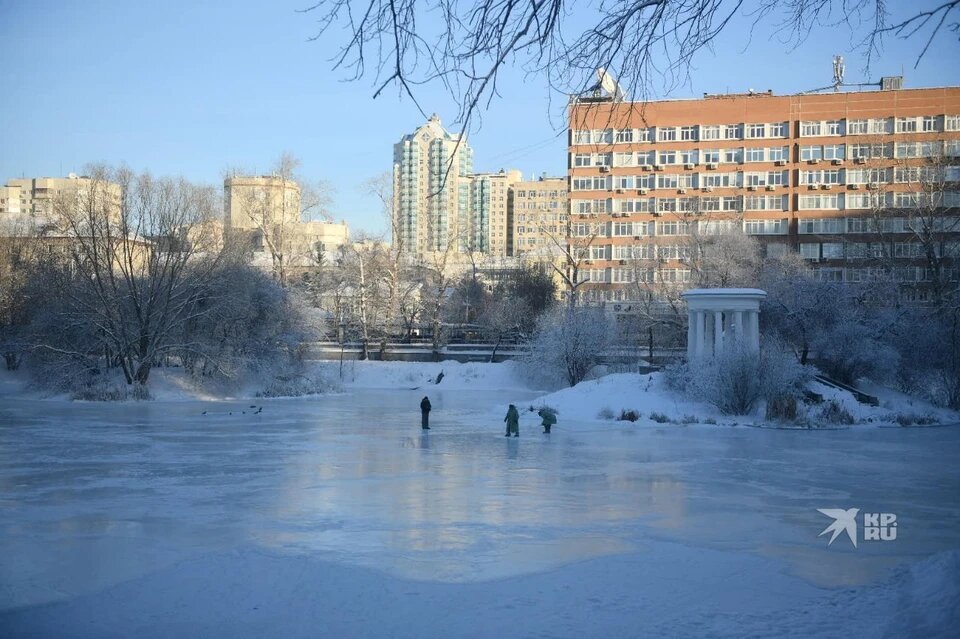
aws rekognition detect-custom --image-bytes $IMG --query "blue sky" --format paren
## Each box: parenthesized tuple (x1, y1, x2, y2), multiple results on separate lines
(1, 0, 958, 235)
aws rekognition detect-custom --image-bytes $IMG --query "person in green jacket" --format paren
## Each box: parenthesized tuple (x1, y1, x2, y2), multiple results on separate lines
(537, 407, 557, 434)
(504, 404, 520, 437)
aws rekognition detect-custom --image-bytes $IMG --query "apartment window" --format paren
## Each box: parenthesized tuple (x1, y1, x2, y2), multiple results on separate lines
(801, 121, 822, 137)
(921, 116, 939, 132)
(847, 168, 888, 185)
(800, 145, 823, 161)
(946, 140, 960, 157)
(847, 216, 877, 233)
(614, 152, 635, 167)
(769, 146, 789, 162)
(847, 119, 868, 135)
(658, 173, 679, 189)
(616, 129, 634, 143)
(798, 217, 845, 234)
(846, 193, 887, 210)
(679, 149, 698, 165)
(824, 145, 845, 160)
(822, 243, 844, 259)
(745, 147, 766, 162)
(659, 151, 678, 165)
(573, 130, 591, 144)
(723, 148, 743, 164)
(724, 124, 742, 140)
(701, 149, 720, 164)
(825, 120, 843, 136)
(745, 172, 765, 187)
(612, 222, 634, 236)
(850, 142, 893, 160)
(721, 196, 741, 212)
(619, 198, 652, 213)
(767, 170, 786, 186)
(946, 115, 960, 132)
(747, 123, 766, 139)
(593, 129, 614, 144)
(769, 122, 788, 138)
(658, 220, 688, 235)
(896, 117, 918, 133)
(701, 172, 739, 188)
(614, 175, 634, 189)
(701, 125, 721, 140)
(744, 219, 788, 235)
(593, 153, 612, 166)
(680, 126, 698, 141)
(700, 196, 720, 211)
(658, 127, 677, 142)
(574, 153, 591, 167)
(745, 196, 786, 211)
(870, 118, 893, 134)
(657, 198, 677, 213)
(798, 194, 841, 210)
(636, 128, 653, 142)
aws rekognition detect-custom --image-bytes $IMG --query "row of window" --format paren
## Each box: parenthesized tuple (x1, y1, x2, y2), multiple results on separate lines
(799, 215, 960, 234)
(571, 116, 960, 146)
(573, 166, 960, 191)
(800, 241, 960, 260)
(571, 191, 960, 215)
(566, 213, 959, 239)
(571, 140, 960, 168)
(572, 239, 960, 263)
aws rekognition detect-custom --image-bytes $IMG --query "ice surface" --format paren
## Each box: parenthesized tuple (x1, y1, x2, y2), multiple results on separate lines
(1, 386, 959, 637)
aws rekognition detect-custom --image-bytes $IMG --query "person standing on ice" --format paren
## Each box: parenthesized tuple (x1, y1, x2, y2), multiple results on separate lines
(504, 404, 520, 437)
(420, 396, 432, 430)
(537, 407, 556, 434)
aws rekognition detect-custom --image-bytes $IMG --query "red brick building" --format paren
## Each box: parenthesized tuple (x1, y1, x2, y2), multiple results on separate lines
(568, 83, 960, 303)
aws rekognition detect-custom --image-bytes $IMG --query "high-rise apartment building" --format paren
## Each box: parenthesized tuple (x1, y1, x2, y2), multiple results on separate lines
(393, 115, 474, 259)
(568, 83, 960, 302)
(512, 176, 569, 257)
(469, 169, 522, 256)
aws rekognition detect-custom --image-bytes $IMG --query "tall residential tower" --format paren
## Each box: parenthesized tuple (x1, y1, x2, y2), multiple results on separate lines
(393, 115, 475, 259)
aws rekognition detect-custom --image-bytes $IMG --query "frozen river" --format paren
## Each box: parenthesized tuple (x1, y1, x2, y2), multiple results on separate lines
(1, 388, 959, 637)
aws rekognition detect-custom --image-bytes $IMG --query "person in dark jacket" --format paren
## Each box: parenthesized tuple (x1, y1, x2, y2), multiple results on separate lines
(504, 404, 519, 437)
(420, 396, 432, 429)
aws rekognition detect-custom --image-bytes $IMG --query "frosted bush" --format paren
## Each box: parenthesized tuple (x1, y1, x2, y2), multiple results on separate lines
(521, 307, 611, 388)
(681, 340, 812, 416)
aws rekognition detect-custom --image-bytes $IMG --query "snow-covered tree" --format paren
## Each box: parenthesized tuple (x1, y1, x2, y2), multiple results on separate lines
(524, 306, 611, 387)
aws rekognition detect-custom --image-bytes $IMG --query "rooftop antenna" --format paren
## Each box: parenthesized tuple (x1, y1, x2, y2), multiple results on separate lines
(832, 55, 845, 92)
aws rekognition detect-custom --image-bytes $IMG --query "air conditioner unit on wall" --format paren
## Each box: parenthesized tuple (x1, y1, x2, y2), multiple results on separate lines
(684, 163, 695, 170)
(832, 159, 844, 165)
(765, 185, 776, 191)
(706, 163, 718, 170)
(848, 184, 861, 189)
(599, 166, 610, 173)
(808, 159, 821, 165)
(855, 157, 867, 164)
(775, 160, 787, 166)
(748, 185, 758, 191)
